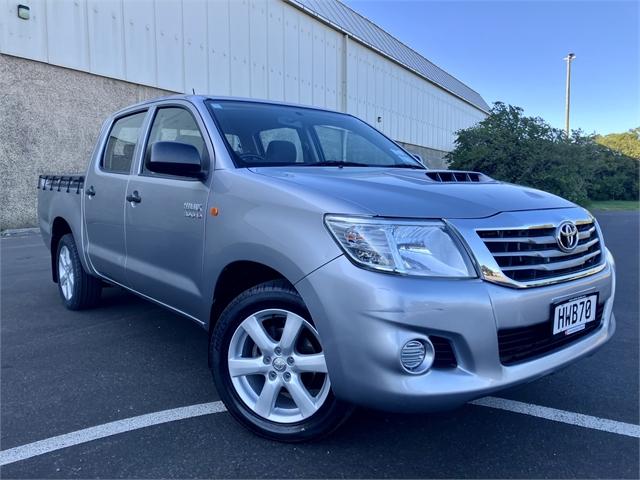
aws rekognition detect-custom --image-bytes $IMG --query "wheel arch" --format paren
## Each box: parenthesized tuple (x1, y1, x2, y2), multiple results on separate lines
(208, 261, 296, 339)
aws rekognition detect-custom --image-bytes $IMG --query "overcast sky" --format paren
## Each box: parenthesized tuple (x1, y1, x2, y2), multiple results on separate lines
(345, 0, 639, 135)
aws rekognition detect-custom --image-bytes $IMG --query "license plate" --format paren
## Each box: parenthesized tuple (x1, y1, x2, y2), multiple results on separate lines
(552, 294, 598, 336)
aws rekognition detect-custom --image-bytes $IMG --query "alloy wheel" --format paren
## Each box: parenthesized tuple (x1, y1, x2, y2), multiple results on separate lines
(58, 245, 75, 300)
(227, 308, 330, 423)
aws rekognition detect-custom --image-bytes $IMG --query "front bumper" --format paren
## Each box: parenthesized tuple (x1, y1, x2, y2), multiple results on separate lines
(295, 250, 616, 412)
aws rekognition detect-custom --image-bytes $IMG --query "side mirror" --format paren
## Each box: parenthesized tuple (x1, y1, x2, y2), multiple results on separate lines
(412, 153, 424, 165)
(148, 141, 204, 178)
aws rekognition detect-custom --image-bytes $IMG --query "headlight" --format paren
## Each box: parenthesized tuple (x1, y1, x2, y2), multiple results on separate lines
(324, 215, 477, 278)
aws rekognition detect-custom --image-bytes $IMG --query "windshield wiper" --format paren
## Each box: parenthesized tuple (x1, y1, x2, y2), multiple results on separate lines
(307, 161, 374, 168)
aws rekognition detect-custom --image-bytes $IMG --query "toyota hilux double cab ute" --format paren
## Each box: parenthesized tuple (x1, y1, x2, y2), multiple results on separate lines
(38, 95, 615, 441)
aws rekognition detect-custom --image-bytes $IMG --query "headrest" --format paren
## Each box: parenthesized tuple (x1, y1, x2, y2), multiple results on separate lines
(265, 140, 297, 164)
(123, 143, 135, 158)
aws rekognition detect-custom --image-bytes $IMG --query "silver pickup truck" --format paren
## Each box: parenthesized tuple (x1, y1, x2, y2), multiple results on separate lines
(38, 95, 615, 441)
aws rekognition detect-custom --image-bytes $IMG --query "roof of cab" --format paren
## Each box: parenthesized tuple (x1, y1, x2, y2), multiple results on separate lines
(112, 95, 347, 117)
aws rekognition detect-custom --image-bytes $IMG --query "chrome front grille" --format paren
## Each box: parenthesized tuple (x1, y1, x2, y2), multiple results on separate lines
(477, 220, 602, 283)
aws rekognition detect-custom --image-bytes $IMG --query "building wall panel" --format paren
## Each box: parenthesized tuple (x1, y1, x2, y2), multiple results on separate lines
(249, 0, 268, 99)
(123, 0, 157, 86)
(183, 0, 208, 94)
(297, 13, 313, 105)
(1, 0, 48, 62)
(347, 41, 484, 151)
(87, 0, 125, 79)
(283, 7, 300, 103)
(46, 0, 89, 71)
(311, 22, 324, 107)
(208, 0, 231, 95)
(324, 33, 338, 110)
(266, 0, 285, 101)
(155, 0, 184, 92)
(229, 0, 251, 97)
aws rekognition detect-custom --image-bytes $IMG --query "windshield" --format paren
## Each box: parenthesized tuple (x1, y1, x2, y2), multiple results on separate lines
(206, 100, 424, 169)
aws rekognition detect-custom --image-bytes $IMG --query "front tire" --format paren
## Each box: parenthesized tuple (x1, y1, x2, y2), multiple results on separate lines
(210, 280, 352, 442)
(56, 233, 102, 310)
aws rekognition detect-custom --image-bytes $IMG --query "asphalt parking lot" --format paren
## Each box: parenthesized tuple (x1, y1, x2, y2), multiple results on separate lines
(1, 211, 638, 478)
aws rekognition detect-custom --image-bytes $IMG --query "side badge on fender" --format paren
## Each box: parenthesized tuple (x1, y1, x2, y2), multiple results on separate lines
(184, 202, 203, 219)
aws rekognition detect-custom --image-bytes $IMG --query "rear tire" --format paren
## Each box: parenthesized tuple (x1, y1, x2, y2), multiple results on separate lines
(56, 233, 102, 310)
(210, 280, 353, 442)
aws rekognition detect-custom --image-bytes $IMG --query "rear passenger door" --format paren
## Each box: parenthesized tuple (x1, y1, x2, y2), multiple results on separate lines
(124, 104, 211, 319)
(84, 110, 147, 283)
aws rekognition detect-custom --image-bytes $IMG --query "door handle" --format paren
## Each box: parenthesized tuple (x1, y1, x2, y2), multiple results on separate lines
(85, 185, 96, 197)
(126, 191, 142, 204)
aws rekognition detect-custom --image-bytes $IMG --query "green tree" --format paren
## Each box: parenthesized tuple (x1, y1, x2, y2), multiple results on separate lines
(595, 128, 640, 159)
(446, 103, 639, 204)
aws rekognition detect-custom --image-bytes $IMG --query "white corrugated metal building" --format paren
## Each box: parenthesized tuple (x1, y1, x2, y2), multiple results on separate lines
(0, 0, 489, 228)
(1, 0, 489, 158)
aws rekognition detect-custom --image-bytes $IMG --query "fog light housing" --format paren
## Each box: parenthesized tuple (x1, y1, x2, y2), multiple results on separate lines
(400, 338, 435, 374)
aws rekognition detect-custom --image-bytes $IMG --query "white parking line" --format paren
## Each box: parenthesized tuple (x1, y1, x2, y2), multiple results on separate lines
(1, 396, 638, 467)
(471, 396, 640, 438)
(0, 401, 227, 466)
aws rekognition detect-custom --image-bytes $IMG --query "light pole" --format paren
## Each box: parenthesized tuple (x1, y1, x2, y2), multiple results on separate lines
(563, 53, 576, 138)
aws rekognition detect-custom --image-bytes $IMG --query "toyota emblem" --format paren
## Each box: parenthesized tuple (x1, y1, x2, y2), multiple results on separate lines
(556, 221, 579, 252)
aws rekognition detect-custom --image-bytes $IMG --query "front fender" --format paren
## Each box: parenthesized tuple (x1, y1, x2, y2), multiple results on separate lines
(200, 170, 355, 321)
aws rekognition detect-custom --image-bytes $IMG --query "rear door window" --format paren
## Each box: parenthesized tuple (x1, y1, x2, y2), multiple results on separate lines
(102, 111, 146, 174)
